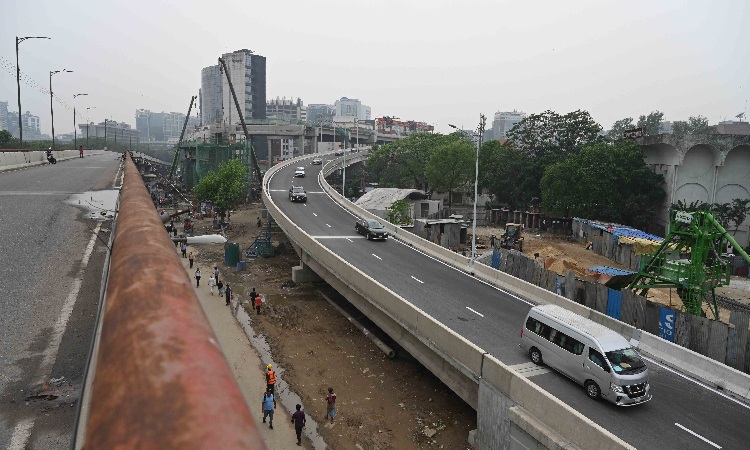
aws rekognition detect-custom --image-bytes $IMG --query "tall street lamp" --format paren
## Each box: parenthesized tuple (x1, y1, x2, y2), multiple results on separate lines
(449, 114, 486, 268)
(85, 106, 96, 147)
(16, 36, 50, 147)
(50, 69, 72, 150)
(73, 93, 88, 149)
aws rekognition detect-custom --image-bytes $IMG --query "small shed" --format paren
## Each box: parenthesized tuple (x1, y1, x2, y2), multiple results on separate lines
(354, 188, 441, 220)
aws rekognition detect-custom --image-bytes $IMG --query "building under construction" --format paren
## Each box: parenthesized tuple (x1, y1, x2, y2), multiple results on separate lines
(178, 138, 257, 192)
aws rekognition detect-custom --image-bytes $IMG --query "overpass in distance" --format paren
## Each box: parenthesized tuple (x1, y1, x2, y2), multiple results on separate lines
(263, 152, 750, 449)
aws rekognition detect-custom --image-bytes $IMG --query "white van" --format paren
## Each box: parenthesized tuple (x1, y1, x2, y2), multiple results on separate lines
(520, 304, 651, 406)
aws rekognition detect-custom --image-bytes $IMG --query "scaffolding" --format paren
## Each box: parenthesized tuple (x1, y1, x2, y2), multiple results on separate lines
(179, 139, 255, 192)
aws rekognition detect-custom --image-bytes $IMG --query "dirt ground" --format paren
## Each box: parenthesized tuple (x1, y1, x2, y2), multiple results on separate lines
(190, 204, 476, 450)
(473, 226, 750, 323)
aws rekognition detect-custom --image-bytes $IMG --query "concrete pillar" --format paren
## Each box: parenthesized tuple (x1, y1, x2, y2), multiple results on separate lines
(292, 260, 322, 283)
(297, 135, 305, 156)
(476, 378, 514, 449)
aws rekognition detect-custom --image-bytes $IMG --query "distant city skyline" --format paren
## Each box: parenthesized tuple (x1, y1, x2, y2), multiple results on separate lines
(2, 1, 748, 137)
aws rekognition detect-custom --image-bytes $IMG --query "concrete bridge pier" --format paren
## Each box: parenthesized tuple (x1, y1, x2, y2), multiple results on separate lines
(291, 255, 322, 283)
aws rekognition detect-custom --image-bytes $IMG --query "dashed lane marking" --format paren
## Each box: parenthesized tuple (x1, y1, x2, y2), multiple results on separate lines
(466, 307, 484, 317)
(411, 276, 424, 284)
(674, 423, 721, 448)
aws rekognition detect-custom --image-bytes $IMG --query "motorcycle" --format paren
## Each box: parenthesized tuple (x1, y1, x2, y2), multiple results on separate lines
(46, 148, 56, 164)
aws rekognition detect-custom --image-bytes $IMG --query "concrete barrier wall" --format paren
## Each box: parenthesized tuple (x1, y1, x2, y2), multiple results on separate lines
(264, 155, 632, 449)
(0, 150, 81, 172)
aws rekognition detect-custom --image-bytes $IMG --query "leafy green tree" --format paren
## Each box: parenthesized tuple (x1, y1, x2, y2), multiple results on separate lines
(540, 140, 665, 228)
(637, 111, 664, 136)
(386, 199, 413, 225)
(0, 130, 15, 148)
(726, 198, 750, 234)
(672, 116, 713, 136)
(192, 159, 247, 212)
(606, 117, 635, 140)
(425, 140, 475, 209)
(670, 199, 709, 212)
(506, 110, 603, 199)
(478, 140, 531, 210)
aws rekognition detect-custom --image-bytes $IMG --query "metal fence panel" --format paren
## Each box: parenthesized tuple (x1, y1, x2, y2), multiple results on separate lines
(727, 311, 750, 371)
(620, 291, 636, 326)
(606, 289, 622, 320)
(689, 315, 711, 356)
(706, 320, 729, 363)
(644, 300, 661, 335)
(584, 282, 598, 311)
(673, 310, 692, 348)
(595, 284, 609, 314)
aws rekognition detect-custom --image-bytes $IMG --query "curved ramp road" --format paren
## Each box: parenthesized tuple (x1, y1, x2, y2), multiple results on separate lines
(0, 153, 120, 450)
(268, 154, 750, 450)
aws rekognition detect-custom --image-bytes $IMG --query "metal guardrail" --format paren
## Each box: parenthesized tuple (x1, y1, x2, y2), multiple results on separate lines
(82, 152, 266, 448)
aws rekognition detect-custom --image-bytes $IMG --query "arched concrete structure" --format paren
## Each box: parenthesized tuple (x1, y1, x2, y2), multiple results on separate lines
(637, 134, 750, 247)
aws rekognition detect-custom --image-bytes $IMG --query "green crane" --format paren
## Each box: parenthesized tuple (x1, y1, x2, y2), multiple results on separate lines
(627, 210, 750, 318)
(169, 95, 196, 179)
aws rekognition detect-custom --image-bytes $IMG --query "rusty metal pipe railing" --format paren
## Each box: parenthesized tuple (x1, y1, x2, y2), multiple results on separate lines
(84, 153, 266, 448)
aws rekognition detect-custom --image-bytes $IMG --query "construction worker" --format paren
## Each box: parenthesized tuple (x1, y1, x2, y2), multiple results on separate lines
(266, 364, 276, 394)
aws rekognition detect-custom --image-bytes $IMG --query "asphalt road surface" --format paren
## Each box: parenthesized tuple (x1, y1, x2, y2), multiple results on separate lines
(0, 152, 120, 450)
(268, 154, 750, 450)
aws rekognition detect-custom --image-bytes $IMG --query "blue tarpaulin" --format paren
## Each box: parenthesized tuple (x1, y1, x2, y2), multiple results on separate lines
(587, 266, 636, 276)
(606, 289, 622, 320)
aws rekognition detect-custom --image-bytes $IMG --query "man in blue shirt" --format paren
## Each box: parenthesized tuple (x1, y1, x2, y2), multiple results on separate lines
(261, 388, 276, 429)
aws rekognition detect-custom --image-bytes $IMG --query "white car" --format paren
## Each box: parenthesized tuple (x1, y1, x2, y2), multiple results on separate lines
(312, 157, 323, 165)
(294, 167, 305, 177)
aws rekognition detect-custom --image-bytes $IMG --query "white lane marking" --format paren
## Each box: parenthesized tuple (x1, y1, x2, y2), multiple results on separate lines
(313, 212, 317, 217)
(269, 189, 287, 192)
(8, 417, 34, 450)
(411, 276, 424, 284)
(346, 238, 353, 242)
(311, 236, 361, 239)
(37, 222, 102, 384)
(466, 307, 484, 317)
(303, 203, 307, 207)
(674, 423, 721, 448)
(326, 224, 332, 228)
(372, 254, 382, 260)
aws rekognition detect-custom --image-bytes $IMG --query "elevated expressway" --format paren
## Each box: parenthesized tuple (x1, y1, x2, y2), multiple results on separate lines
(263, 154, 750, 449)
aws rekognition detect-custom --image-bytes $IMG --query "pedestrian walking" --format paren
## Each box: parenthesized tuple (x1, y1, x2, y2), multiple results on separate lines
(261, 388, 276, 430)
(79, 145, 84, 158)
(217, 280, 224, 297)
(181, 242, 187, 258)
(257, 217, 262, 228)
(208, 275, 216, 295)
(266, 364, 276, 394)
(489, 234, 496, 249)
(249, 288, 257, 301)
(291, 404, 306, 446)
(254, 293, 262, 315)
(188, 252, 194, 269)
(325, 387, 337, 422)
(194, 268, 201, 287)
(225, 284, 232, 306)
(214, 266, 220, 284)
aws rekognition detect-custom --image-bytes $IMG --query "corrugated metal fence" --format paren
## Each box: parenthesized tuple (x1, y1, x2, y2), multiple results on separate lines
(490, 248, 750, 374)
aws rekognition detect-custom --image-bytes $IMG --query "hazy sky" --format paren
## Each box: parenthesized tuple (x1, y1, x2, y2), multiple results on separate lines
(2, 0, 748, 136)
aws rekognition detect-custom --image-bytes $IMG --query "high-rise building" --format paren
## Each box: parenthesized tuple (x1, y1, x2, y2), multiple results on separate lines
(266, 97, 305, 122)
(307, 104, 334, 126)
(136, 109, 151, 140)
(7, 111, 41, 139)
(221, 49, 267, 125)
(492, 110, 526, 140)
(200, 65, 223, 125)
(334, 97, 371, 121)
(0, 101, 8, 131)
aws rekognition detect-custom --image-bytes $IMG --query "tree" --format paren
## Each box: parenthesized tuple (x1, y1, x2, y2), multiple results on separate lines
(637, 111, 664, 136)
(478, 140, 531, 210)
(606, 117, 635, 141)
(726, 198, 750, 235)
(192, 159, 247, 212)
(672, 116, 713, 136)
(540, 140, 665, 229)
(386, 199, 413, 225)
(0, 130, 15, 148)
(425, 140, 475, 209)
(506, 110, 603, 198)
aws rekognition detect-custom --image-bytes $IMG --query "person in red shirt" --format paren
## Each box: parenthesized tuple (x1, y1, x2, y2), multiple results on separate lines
(79, 146, 84, 158)
(254, 293, 262, 315)
(325, 387, 336, 422)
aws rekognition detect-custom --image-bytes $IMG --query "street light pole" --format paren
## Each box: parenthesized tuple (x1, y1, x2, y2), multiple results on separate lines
(73, 93, 88, 149)
(85, 106, 95, 147)
(50, 69, 72, 150)
(16, 36, 50, 147)
(450, 115, 486, 267)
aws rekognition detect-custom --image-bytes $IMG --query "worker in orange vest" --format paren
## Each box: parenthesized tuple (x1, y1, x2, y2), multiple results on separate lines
(254, 292, 262, 315)
(266, 364, 276, 394)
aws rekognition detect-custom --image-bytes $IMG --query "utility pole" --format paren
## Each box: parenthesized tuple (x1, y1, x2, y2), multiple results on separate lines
(50, 69, 72, 150)
(73, 93, 87, 149)
(16, 36, 49, 147)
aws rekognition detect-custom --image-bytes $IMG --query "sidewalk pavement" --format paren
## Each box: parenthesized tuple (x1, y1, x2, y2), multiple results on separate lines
(178, 249, 298, 449)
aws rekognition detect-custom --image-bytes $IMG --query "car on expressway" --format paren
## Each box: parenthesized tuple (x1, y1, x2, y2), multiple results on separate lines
(294, 166, 306, 177)
(289, 186, 307, 202)
(312, 157, 323, 165)
(355, 218, 388, 240)
(334, 150, 345, 156)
